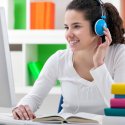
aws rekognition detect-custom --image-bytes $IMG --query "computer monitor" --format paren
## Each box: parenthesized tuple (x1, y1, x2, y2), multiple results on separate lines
(0, 7, 16, 107)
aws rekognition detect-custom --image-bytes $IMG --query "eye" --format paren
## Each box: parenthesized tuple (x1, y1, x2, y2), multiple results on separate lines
(64, 26, 69, 30)
(74, 25, 81, 29)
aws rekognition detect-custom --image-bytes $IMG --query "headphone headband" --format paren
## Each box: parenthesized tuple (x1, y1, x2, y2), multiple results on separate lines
(97, 0, 103, 5)
(100, 4, 106, 19)
(94, 0, 107, 36)
(98, 0, 106, 20)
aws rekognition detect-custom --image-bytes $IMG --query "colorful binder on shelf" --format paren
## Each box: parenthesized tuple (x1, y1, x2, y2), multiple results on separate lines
(14, 0, 26, 29)
(104, 83, 125, 117)
(45, 2, 55, 29)
(30, 1, 55, 29)
(30, 2, 46, 29)
(38, 2, 46, 29)
(28, 62, 42, 81)
(30, 2, 37, 29)
(56, 80, 61, 87)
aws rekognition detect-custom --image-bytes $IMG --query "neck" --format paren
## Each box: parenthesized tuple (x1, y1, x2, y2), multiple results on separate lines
(73, 50, 94, 68)
(73, 39, 99, 68)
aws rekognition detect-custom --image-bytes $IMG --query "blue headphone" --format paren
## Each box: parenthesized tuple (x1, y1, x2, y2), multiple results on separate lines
(94, 0, 107, 36)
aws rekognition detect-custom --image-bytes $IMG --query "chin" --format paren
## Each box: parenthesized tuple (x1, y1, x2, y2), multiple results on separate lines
(70, 47, 79, 52)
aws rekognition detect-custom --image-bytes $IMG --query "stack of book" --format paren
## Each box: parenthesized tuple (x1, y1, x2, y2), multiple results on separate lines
(104, 83, 125, 116)
(30, 1, 55, 29)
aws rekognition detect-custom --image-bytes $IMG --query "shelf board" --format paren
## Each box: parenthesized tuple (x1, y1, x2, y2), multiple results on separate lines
(8, 30, 67, 44)
(15, 86, 61, 95)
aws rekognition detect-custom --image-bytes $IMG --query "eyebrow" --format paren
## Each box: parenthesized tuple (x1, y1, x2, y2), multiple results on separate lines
(64, 22, 82, 26)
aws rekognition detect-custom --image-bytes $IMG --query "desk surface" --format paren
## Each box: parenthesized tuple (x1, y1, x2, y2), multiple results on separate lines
(2, 113, 125, 125)
(0, 113, 38, 125)
(0, 113, 101, 125)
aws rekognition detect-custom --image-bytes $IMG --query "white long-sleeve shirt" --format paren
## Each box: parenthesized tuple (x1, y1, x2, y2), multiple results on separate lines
(18, 44, 125, 115)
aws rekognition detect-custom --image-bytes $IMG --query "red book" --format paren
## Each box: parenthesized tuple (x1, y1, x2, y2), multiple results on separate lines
(110, 98, 125, 108)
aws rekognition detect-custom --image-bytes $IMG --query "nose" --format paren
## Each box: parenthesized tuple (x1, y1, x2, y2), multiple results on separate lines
(65, 28, 74, 39)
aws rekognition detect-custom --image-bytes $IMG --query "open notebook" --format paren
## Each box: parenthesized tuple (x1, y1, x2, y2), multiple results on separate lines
(32, 112, 102, 124)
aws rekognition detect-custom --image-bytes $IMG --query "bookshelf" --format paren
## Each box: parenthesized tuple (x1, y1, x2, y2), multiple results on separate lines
(13, 0, 72, 29)
(6, 0, 121, 95)
(8, 30, 67, 94)
(7, 0, 72, 94)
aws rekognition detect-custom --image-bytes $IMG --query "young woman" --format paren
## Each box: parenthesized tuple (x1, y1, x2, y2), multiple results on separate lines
(12, 0, 125, 120)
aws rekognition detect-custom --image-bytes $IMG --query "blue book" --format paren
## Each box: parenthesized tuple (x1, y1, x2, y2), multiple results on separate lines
(115, 94, 125, 98)
(104, 108, 125, 117)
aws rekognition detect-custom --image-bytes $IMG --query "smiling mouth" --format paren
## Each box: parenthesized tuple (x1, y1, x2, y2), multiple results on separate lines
(69, 40, 79, 46)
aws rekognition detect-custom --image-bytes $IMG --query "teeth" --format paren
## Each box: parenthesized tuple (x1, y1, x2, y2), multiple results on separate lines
(70, 41, 78, 45)
(70, 41, 77, 44)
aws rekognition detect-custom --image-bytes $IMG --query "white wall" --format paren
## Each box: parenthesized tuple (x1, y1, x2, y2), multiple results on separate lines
(56, 0, 121, 29)
(102, 0, 120, 13)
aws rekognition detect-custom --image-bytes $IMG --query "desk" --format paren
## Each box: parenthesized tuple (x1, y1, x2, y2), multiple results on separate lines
(0, 113, 39, 125)
(102, 116, 125, 125)
(0, 113, 100, 125)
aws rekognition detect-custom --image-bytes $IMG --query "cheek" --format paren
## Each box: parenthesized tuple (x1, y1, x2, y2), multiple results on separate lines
(65, 32, 68, 40)
(80, 30, 95, 40)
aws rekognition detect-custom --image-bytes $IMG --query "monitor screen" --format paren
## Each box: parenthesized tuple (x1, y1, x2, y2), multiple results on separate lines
(0, 7, 16, 107)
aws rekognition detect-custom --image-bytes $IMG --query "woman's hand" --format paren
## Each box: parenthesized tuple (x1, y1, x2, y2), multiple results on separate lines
(93, 27, 112, 68)
(12, 105, 36, 120)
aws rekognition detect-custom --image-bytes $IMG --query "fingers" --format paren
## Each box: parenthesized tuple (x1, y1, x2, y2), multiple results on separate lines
(94, 27, 112, 68)
(12, 110, 20, 120)
(12, 105, 36, 120)
(12, 107, 25, 120)
(19, 105, 30, 120)
(103, 27, 112, 45)
(25, 105, 36, 119)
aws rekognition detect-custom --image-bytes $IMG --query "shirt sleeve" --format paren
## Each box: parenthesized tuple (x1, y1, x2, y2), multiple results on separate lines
(90, 45, 125, 107)
(113, 45, 125, 82)
(17, 51, 60, 112)
(90, 64, 113, 107)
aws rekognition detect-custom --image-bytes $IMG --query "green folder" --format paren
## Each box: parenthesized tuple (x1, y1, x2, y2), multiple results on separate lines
(56, 80, 61, 87)
(14, 0, 26, 29)
(104, 108, 125, 117)
(28, 62, 42, 81)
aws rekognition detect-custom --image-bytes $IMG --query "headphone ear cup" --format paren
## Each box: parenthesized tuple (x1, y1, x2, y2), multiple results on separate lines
(94, 19, 107, 36)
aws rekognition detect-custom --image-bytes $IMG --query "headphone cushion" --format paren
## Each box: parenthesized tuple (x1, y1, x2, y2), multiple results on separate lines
(95, 19, 107, 36)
